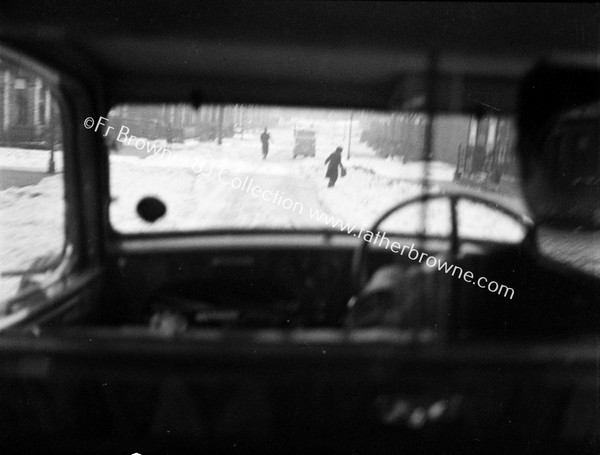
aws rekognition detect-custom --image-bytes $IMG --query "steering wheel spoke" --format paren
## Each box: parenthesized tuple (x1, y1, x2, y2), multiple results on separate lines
(351, 189, 534, 292)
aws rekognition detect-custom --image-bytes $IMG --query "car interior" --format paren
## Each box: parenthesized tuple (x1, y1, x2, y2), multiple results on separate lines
(0, 2, 599, 454)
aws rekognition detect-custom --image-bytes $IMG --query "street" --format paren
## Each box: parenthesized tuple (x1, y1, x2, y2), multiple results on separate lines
(108, 125, 526, 243)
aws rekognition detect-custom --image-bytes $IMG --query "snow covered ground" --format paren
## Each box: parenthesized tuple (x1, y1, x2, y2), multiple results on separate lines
(0, 165, 64, 301)
(0, 124, 538, 303)
(110, 125, 526, 245)
(0, 147, 64, 172)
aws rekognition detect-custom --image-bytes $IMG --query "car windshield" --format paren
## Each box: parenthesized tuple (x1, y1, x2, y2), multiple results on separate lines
(106, 104, 527, 242)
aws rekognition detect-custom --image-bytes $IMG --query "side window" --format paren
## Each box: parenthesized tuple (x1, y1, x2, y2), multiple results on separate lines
(0, 55, 67, 313)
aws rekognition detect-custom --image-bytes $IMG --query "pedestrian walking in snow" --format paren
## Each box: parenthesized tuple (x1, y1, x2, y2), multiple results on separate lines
(260, 128, 270, 159)
(166, 123, 173, 144)
(324, 146, 346, 187)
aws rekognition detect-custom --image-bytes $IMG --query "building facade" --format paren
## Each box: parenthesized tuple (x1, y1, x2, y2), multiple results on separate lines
(0, 59, 55, 148)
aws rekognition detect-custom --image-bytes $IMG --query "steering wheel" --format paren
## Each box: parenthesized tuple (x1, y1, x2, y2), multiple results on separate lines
(351, 188, 535, 292)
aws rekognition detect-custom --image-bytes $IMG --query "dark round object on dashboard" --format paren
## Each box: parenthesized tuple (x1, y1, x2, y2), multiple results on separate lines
(137, 196, 167, 223)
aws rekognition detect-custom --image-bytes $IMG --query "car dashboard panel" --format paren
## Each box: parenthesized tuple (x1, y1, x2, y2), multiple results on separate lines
(106, 246, 366, 328)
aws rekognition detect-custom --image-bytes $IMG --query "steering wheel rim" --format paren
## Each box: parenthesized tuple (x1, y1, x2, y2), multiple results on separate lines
(351, 188, 535, 292)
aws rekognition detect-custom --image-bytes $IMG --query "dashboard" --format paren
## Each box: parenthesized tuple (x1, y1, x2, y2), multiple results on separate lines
(106, 245, 360, 328)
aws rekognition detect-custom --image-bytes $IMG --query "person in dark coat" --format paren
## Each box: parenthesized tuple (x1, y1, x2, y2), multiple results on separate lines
(324, 146, 345, 187)
(260, 128, 270, 159)
(166, 123, 173, 144)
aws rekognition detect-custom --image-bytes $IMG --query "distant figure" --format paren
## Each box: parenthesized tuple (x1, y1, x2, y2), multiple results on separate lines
(260, 128, 270, 159)
(166, 123, 173, 144)
(324, 146, 346, 187)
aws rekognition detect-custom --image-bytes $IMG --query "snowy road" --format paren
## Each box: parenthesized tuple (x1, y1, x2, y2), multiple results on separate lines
(110, 139, 333, 232)
(108, 130, 528, 249)
(109, 132, 431, 234)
